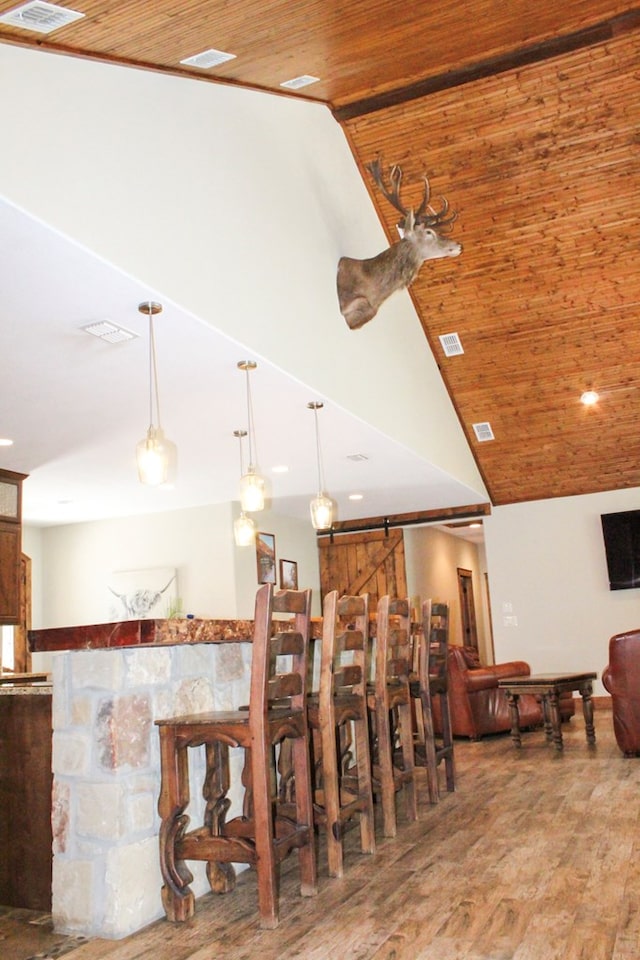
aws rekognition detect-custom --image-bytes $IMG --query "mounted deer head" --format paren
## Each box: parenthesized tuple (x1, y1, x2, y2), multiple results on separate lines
(337, 159, 462, 330)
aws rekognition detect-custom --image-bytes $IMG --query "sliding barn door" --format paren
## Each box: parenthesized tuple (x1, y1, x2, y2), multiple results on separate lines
(318, 529, 407, 608)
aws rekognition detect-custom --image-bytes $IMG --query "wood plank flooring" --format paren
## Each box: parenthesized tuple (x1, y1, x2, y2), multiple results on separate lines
(5, 707, 640, 960)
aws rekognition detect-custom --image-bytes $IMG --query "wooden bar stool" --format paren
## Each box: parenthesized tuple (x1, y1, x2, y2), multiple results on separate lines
(412, 600, 455, 795)
(306, 591, 375, 876)
(367, 595, 418, 837)
(155, 583, 317, 930)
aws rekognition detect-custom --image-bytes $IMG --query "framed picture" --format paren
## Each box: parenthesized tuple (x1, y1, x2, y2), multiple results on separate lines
(279, 558, 298, 590)
(107, 567, 177, 621)
(256, 532, 276, 584)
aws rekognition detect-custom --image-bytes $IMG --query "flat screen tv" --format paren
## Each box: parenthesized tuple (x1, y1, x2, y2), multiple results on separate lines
(601, 509, 640, 590)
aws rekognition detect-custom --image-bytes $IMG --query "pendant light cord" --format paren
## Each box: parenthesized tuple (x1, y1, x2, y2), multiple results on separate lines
(313, 404, 326, 495)
(236, 431, 246, 477)
(148, 310, 162, 431)
(245, 367, 258, 469)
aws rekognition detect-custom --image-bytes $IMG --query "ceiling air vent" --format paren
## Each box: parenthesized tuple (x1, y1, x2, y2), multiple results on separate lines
(180, 48, 236, 69)
(347, 453, 369, 462)
(472, 422, 495, 442)
(0, 1, 84, 33)
(81, 321, 138, 344)
(280, 75, 320, 90)
(439, 332, 464, 357)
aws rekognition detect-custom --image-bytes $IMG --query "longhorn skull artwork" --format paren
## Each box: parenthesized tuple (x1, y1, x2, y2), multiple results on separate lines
(337, 159, 462, 330)
(108, 573, 176, 619)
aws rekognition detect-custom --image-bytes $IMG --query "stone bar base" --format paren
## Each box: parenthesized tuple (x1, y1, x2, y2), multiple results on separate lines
(51, 641, 252, 939)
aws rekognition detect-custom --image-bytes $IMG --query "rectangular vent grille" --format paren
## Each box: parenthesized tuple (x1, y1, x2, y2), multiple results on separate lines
(439, 332, 464, 357)
(472, 422, 495, 442)
(81, 321, 138, 344)
(0, 1, 84, 33)
(280, 75, 320, 90)
(180, 48, 236, 69)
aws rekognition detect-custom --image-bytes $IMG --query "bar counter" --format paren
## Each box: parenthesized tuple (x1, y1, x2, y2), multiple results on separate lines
(28, 615, 370, 653)
(29, 617, 258, 653)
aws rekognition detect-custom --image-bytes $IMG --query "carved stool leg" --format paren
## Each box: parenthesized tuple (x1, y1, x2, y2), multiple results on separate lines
(419, 689, 440, 803)
(353, 713, 376, 855)
(157, 727, 196, 921)
(203, 741, 236, 894)
(377, 703, 397, 838)
(250, 735, 279, 929)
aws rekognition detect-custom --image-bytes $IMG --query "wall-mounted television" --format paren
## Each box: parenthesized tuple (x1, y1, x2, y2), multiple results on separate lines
(601, 510, 640, 590)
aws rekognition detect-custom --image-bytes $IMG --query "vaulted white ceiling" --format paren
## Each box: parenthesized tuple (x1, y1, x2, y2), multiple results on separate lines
(0, 43, 487, 530)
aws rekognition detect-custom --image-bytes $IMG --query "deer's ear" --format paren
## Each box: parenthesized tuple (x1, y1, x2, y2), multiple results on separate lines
(398, 209, 415, 238)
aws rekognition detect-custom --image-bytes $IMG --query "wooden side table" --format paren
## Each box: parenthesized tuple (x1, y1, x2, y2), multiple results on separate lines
(498, 672, 597, 751)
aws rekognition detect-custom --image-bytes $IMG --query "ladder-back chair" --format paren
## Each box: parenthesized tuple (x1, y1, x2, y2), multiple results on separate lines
(155, 583, 317, 929)
(367, 595, 418, 837)
(306, 591, 375, 876)
(413, 599, 455, 795)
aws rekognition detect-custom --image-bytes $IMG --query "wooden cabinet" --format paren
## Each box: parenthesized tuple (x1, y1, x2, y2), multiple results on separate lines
(0, 469, 26, 626)
(0, 684, 53, 910)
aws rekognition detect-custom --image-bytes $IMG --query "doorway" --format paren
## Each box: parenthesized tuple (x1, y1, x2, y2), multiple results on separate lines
(457, 567, 478, 649)
(0, 554, 31, 674)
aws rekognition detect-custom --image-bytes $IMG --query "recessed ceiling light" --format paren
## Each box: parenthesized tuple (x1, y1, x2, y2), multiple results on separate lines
(348, 493, 363, 501)
(180, 48, 236, 69)
(271, 465, 289, 474)
(580, 390, 599, 406)
(280, 75, 320, 90)
(0, 438, 14, 447)
(0, 1, 84, 33)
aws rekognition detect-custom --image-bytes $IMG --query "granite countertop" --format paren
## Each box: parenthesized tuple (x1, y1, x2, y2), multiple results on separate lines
(0, 672, 52, 695)
(28, 615, 382, 654)
(29, 618, 262, 653)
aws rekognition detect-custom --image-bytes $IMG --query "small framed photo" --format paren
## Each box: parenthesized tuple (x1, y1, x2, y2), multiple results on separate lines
(279, 558, 298, 590)
(256, 532, 276, 584)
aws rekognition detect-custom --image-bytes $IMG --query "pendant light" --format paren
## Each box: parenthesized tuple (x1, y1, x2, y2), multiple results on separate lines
(308, 401, 333, 531)
(136, 301, 177, 486)
(233, 429, 256, 546)
(237, 360, 265, 512)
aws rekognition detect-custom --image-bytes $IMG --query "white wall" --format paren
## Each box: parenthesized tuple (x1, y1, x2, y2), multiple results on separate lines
(405, 526, 491, 663)
(26, 487, 640, 698)
(25, 501, 321, 671)
(484, 487, 640, 696)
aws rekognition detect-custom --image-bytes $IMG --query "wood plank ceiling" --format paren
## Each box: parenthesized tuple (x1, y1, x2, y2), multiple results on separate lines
(2, 0, 639, 507)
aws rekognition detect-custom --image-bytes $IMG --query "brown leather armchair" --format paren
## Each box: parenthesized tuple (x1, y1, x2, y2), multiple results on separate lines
(602, 628, 640, 757)
(432, 645, 575, 740)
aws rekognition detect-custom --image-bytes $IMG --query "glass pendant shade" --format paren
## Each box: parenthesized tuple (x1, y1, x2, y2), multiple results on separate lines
(234, 511, 256, 546)
(310, 492, 333, 531)
(136, 425, 176, 486)
(308, 400, 333, 531)
(240, 467, 265, 512)
(237, 360, 265, 512)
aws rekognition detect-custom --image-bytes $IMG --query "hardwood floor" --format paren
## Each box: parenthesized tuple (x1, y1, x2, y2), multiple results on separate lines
(5, 706, 640, 959)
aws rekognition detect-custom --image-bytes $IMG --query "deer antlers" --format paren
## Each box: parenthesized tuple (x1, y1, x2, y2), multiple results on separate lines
(366, 158, 457, 232)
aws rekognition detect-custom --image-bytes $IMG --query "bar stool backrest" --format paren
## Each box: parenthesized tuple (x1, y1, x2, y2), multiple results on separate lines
(250, 583, 312, 728)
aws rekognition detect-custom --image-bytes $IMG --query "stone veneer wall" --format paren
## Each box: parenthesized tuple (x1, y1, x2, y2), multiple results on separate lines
(51, 641, 252, 939)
